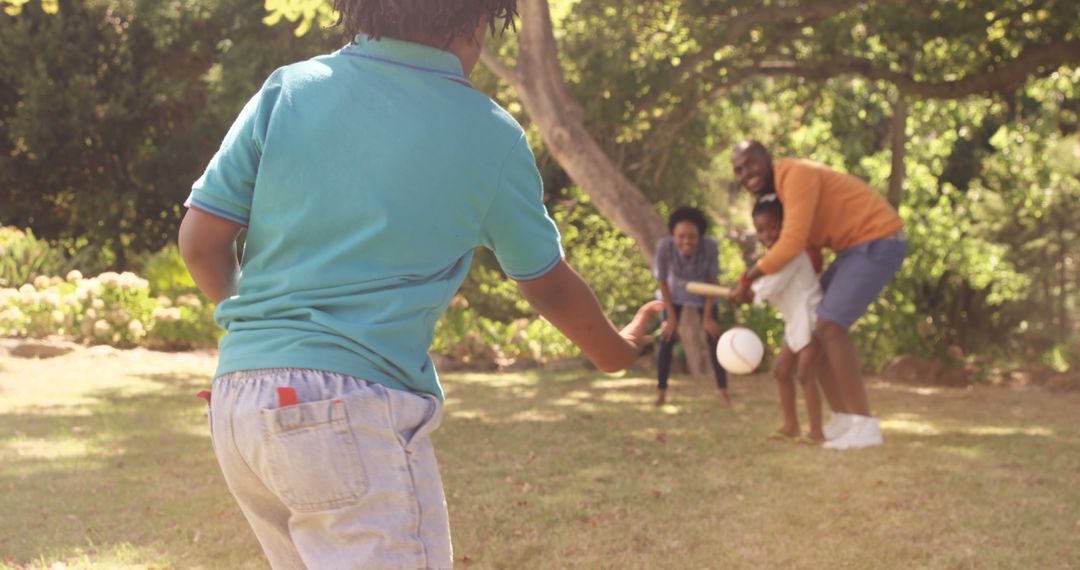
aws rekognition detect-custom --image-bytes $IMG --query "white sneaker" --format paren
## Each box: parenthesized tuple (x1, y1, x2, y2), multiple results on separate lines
(823, 415, 883, 450)
(823, 413, 852, 441)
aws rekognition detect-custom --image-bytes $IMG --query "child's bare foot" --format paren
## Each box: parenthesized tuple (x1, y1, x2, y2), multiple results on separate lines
(768, 428, 799, 441)
(654, 390, 667, 406)
(805, 431, 826, 444)
(717, 389, 732, 406)
(775, 425, 799, 438)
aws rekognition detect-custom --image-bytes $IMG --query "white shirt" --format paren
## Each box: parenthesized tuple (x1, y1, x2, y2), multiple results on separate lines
(752, 252, 823, 352)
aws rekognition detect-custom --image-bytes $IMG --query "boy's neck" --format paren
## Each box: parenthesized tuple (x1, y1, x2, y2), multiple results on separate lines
(398, 21, 486, 76)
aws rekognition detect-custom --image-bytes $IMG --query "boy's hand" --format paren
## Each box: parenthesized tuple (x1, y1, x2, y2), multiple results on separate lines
(518, 261, 659, 373)
(621, 300, 664, 349)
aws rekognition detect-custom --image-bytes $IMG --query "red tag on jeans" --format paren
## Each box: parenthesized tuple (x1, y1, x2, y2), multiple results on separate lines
(277, 387, 299, 407)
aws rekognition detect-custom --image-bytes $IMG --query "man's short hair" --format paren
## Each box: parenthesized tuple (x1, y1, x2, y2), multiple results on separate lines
(332, 0, 519, 45)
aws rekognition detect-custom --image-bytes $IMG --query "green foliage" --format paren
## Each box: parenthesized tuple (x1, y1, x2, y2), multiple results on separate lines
(553, 190, 655, 325)
(437, 189, 657, 362)
(0, 0, 335, 267)
(139, 243, 198, 297)
(2, 0, 57, 16)
(0, 226, 67, 287)
(432, 297, 578, 362)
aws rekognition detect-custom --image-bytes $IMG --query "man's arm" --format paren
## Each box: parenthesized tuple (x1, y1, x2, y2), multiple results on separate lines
(756, 166, 821, 275)
(178, 208, 244, 303)
(517, 260, 662, 372)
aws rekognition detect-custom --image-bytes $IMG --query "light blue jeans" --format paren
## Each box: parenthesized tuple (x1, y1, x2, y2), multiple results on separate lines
(208, 368, 451, 569)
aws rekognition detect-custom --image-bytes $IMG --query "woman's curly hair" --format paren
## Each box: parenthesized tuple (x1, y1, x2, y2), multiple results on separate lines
(667, 206, 709, 235)
(331, 0, 518, 45)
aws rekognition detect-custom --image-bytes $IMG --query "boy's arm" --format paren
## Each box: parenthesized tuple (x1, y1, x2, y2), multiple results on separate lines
(178, 208, 245, 303)
(517, 260, 662, 372)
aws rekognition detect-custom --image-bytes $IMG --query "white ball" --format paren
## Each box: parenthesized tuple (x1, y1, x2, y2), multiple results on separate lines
(716, 327, 764, 375)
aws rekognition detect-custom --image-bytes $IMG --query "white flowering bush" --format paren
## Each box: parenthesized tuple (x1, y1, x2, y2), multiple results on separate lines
(146, 292, 221, 349)
(0, 270, 220, 348)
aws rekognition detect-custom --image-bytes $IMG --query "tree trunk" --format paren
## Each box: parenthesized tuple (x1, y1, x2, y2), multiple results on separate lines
(887, 93, 908, 208)
(482, 0, 713, 376)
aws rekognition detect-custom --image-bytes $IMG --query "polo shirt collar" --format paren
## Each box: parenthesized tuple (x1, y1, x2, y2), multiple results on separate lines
(342, 35, 467, 81)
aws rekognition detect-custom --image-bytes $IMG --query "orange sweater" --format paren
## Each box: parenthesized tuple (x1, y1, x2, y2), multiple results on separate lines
(758, 158, 903, 275)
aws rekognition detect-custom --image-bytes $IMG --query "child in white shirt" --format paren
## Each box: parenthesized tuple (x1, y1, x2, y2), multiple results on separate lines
(750, 195, 825, 443)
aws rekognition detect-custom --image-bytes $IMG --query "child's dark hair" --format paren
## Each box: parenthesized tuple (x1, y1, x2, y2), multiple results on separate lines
(331, 0, 519, 44)
(751, 194, 783, 221)
(667, 206, 709, 235)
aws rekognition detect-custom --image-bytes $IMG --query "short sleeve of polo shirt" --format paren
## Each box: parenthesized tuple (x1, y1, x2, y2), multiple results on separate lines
(186, 75, 281, 225)
(481, 134, 563, 280)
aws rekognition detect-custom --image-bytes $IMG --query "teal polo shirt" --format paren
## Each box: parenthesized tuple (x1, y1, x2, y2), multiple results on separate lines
(186, 36, 563, 400)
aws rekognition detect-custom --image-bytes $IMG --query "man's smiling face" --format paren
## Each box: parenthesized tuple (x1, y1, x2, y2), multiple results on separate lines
(731, 142, 774, 195)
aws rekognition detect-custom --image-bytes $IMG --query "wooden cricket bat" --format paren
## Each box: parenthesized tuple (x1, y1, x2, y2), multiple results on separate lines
(686, 282, 732, 297)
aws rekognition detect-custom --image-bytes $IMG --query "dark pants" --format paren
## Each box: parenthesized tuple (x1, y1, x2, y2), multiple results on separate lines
(657, 304, 727, 390)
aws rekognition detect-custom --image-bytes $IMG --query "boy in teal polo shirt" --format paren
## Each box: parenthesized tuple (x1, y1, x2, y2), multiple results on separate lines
(179, 2, 660, 567)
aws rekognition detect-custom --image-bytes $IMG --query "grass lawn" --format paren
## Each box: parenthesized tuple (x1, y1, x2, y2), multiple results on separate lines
(1, 347, 1078, 569)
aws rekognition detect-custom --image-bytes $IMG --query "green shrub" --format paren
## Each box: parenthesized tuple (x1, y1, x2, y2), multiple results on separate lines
(553, 191, 656, 326)
(0, 227, 68, 287)
(432, 296, 579, 362)
(139, 243, 199, 297)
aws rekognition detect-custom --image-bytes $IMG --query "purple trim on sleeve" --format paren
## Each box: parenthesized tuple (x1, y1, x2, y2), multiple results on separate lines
(185, 198, 248, 227)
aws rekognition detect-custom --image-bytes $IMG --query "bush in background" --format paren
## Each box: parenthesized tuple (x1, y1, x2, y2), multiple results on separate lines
(0, 268, 220, 350)
(139, 243, 199, 298)
(0, 227, 68, 288)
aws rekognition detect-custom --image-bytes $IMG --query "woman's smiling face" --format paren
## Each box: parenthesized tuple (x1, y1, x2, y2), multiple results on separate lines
(672, 220, 701, 257)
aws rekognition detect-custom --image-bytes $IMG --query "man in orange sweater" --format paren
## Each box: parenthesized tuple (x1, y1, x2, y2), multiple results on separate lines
(730, 140, 907, 450)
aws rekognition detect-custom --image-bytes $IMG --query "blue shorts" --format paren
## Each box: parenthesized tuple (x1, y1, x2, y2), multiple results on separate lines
(818, 235, 908, 329)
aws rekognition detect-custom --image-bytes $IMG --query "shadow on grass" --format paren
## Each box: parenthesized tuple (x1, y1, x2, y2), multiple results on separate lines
(0, 371, 264, 568)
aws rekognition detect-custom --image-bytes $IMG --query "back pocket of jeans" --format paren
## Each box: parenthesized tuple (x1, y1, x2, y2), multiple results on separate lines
(260, 398, 366, 512)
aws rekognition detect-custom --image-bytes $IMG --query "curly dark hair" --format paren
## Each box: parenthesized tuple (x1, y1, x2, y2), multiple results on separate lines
(667, 206, 709, 235)
(331, 0, 519, 45)
(751, 193, 783, 221)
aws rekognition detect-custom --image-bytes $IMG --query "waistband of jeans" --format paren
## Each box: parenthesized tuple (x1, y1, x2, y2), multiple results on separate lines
(216, 367, 345, 381)
(880, 229, 905, 241)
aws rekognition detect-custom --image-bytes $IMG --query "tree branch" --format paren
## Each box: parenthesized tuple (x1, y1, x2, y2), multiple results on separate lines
(704, 0, 865, 39)
(479, 46, 520, 87)
(631, 0, 864, 116)
(754, 40, 1080, 98)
